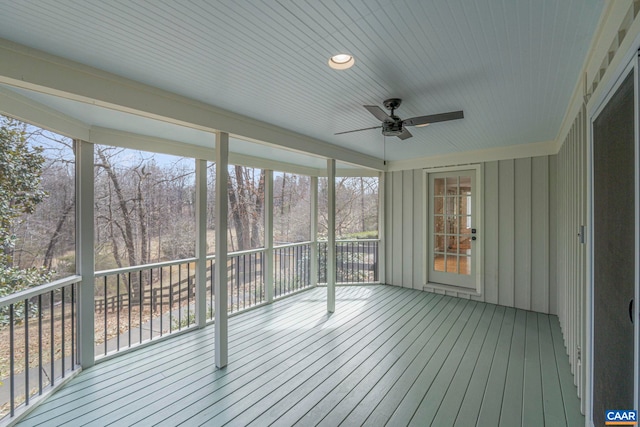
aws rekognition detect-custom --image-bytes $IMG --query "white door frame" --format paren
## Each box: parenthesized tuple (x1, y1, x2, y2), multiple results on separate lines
(423, 164, 483, 295)
(586, 51, 640, 426)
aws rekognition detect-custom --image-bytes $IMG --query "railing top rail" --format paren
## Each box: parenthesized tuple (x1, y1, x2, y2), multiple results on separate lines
(94, 257, 198, 277)
(273, 241, 313, 249)
(317, 238, 380, 243)
(228, 247, 266, 257)
(0, 274, 82, 309)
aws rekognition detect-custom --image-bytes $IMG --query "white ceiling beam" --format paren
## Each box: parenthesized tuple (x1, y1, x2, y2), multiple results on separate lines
(386, 140, 557, 171)
(0, 38, 384, 171)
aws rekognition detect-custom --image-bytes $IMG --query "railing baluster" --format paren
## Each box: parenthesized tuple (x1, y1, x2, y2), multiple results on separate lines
(178, 265, 182, 330)
(38, 295, 42, 395)
(127, 272, 132, 348)
(139, 270, 143, 344)
(150, 268, 153, 341)
(71, 283, 75, 369)
(160, 267, 164, 336)
(103, 276, 107, 355)
(236, 257, 240, 312)
(169, 265, 173, 333)
(10, 304, 14, 417)
(209, 260, 214, 320)
(117, 274, 121, 351)
(249, 253, 253, 305)
(61, 286, 65, 376)
(24, 298, 29, 405)
(50, 291, 54, 386)
(187, 263, 191, 326)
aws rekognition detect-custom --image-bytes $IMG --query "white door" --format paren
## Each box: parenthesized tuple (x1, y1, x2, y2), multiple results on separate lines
(428, 170, 477, 289)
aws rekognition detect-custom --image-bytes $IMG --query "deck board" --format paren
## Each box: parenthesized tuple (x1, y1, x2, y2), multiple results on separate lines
(15, 285, 584, 427)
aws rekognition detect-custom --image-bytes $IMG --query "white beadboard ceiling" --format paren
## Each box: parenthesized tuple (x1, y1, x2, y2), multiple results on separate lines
(0, 0, 603, 165)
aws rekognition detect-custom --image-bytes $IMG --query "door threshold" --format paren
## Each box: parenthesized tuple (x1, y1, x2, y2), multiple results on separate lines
(424, 282, 481, 297)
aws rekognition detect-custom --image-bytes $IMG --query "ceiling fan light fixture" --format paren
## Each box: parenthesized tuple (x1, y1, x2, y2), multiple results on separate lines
(328, 54, 354, 70)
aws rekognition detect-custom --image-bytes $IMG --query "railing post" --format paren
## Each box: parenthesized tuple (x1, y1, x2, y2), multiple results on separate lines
(215, 132, 229, 368)
(265, 169, 274, 303)
(378, 171, 385, 285)
(327, 159, 336, 313)
(76, 140, 95, 367)
(310, 176, 318, 287)
(195, 159, 207, 327)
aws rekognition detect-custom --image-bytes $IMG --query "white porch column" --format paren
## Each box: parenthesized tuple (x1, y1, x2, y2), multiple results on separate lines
(378, 171, 385, 284)
(215, 132, 229, 368)
(310, 176, 318, 287)
(76, 140, 95, 368)
(327, 159, 336, 313)
(195, 159, 207, 327)
(265, 170, 274, 303)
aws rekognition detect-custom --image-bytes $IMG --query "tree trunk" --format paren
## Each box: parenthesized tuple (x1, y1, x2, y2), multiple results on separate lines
(43, 197, 74, 269)
(98, 150, 139, 300)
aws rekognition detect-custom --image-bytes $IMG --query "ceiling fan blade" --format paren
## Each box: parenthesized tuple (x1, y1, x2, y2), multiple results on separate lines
(364, 105, 391, 122)
(334, 125, 382, 136)
(397, 128, 413, 140)
(403, 110, 464, 127)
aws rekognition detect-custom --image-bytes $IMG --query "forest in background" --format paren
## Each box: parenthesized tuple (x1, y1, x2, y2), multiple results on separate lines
(1, 115, 379, 299)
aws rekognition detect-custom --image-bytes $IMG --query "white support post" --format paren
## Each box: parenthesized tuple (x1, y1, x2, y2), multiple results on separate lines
(195, 159, 207, 327)
(76, 140, 95, 368)
(310, 176, 319, 287)
(265, 170, 274, 303)
(378, 171, 386, 285)
(215, 132, 229, 368)
(327, 159, 336, 313)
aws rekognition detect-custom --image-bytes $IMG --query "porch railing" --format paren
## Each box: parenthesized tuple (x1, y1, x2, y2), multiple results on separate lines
(94, 258, 198, 358)
(0, 275, 81, 420)
(274, 242, 312, 298)
(1, 239, 378, 423)
(226, 249, 265, 313)
(318, 239, 379, 284)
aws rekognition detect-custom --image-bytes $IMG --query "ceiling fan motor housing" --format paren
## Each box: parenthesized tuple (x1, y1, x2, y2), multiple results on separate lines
(382, 119, 404, 136)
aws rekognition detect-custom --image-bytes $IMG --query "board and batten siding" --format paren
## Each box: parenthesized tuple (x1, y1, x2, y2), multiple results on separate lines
(384, 156, 556, 315)
(555, 105, 587, 408)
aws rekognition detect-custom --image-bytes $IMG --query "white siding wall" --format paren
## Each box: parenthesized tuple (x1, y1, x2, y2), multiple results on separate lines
(556, 106, 588, 402)
(384, 155, 556, 314)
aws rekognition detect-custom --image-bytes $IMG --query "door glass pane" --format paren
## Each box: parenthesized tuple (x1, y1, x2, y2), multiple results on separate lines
(434, 234, 445, 252)
(459, 216, 471, 234)
(459, 256, 471, 275)
(446, 256, 457, 273)
(446, 196, 457, 215)
(434, 178, 445, 196)
(459, 176, 471, 194)
(446, 216, 458, 234)
(434, 197, 444, 214)
(434, 216, 445, 233)
(433, 254, 445, 272)
(446, 236, 458, 254)
(446, 177, 457, 195)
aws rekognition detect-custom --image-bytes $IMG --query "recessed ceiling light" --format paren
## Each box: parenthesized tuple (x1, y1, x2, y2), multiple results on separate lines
(328, 54, 354, 70)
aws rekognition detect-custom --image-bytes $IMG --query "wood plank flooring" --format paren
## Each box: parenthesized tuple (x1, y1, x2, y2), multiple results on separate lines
(16, 285, 583, 426)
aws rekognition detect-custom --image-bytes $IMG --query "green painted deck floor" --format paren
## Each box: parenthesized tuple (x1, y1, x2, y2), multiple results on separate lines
(17, 285, 583, 426)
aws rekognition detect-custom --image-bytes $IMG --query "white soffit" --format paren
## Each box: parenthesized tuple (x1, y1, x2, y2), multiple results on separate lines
(1, 85, 350, 172)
